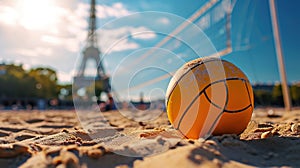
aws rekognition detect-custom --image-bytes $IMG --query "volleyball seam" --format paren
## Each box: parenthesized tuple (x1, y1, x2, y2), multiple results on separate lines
(175, 77, 248, 130)
(166, 58, 220, 106)
(205, 80, 253, 113)
(204, 81, 229, 138)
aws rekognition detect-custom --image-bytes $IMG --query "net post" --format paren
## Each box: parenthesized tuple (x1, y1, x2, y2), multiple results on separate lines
(269, 0, 292, 111)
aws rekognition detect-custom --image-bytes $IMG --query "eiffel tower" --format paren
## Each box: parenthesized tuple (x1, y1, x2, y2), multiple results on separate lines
(73, 0, 110, 100)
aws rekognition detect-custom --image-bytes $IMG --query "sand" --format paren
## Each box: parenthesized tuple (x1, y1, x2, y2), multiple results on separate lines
(0, 108, 299, 168)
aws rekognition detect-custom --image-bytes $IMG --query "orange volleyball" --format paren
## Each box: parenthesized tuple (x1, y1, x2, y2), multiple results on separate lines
(166, 57, 254, 139)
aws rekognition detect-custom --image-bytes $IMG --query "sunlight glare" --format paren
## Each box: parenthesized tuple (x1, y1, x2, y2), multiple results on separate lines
(17, 0, 60, 30)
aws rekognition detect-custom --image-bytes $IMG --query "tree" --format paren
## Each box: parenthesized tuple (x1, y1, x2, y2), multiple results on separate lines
(291, 85, 300, 106)
(254, 90, 272, 106)
(0, 64, 60, 99)
(57, 84, 72, 100)
(0, 64, 36, 98)
(271, 84, 284, 107)
(28, 67, 59, 98)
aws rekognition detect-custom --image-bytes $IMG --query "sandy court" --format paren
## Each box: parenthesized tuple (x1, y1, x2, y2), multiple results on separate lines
(0, 109, 299, 168)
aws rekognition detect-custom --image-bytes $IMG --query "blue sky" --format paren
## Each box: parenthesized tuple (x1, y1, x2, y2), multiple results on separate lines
(225, 0, 300, 84)
(0, 0, 299, 100)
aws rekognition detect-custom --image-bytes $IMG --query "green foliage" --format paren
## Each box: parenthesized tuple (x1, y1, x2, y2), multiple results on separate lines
(254, 90, 272, 106)
(0, 64, 34, 97)
(0, 64, 60, 99)
(291, 85, 300, 106)
(57, 84, 72, 100)
(271, 84, 284, 106)
(94, 80, 104, 97)
(254, 84, 300, 107)
(28, 67, 59, 98)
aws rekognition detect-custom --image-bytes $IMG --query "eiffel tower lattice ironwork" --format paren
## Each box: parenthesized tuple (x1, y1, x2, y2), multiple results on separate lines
(73, 0, 110, 99)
